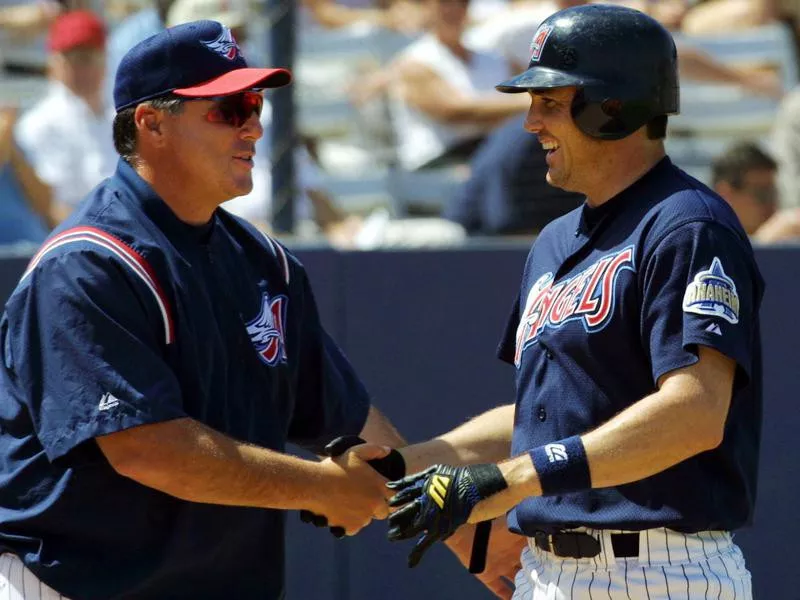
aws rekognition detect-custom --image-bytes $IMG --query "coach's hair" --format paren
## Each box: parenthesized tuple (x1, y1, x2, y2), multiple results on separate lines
(112, 95, 186, 165)
(711, 141, 777, 188)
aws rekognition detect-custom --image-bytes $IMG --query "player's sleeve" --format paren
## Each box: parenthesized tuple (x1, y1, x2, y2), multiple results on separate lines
(496, 296, 521, 366)
(285, 261, 370, 454)
(640, 221, 764, 383)
(3, 251, 186, 463)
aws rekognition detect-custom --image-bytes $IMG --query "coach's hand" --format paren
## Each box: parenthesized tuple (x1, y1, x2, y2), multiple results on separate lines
(300, 435, 406, 537)
(386, 464, 508, 568)
(310, 447, 393, 536)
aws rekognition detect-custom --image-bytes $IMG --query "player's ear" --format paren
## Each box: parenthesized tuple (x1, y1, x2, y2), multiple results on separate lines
(134, 104, 166, 146)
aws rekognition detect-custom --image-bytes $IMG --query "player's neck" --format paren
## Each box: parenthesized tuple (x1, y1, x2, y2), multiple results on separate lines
(584, 142, 665, 208)
(135, 161, 218, 226)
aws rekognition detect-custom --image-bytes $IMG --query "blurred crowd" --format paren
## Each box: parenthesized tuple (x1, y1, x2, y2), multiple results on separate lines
(2, 0, 800, 250)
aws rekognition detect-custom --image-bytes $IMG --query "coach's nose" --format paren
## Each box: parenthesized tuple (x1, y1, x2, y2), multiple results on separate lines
(241, 111, 263, 141)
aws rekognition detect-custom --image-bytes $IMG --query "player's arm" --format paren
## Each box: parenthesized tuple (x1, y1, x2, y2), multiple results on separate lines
(464, 345, 735, 521)
(399, 61, 529, 126)
(96, 417, 390, 535)
(397, 403, 516, 473)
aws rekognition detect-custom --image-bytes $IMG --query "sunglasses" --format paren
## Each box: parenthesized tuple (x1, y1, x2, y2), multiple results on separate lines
(186, 91, 264, 128)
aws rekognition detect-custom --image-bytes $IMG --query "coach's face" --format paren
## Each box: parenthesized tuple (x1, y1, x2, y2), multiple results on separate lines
(524, 86, 605, 194)
(163, 96, 263, 206)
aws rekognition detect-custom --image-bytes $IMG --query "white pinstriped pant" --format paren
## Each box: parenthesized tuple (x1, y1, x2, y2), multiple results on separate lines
(0, 554, 68, 600)
(512, 528, 752, 600)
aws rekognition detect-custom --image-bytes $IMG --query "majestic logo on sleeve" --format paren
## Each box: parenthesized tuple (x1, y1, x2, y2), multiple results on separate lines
(529, 24, 553, 62)
(514, 246, 635, 366)
(682, 257, 740, 324)
(201, 27, 240, 60)
(246, 292, 288, 366)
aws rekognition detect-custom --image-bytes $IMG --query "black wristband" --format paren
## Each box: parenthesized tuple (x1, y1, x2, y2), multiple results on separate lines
(369, 448, 406, 481)
(468, 463, 508, 498)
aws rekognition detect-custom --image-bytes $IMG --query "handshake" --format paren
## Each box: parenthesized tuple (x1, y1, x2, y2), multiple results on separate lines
(302, 436, 507, 571)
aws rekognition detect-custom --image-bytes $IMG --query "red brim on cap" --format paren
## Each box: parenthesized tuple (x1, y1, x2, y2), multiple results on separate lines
(173, 67, 292, 97)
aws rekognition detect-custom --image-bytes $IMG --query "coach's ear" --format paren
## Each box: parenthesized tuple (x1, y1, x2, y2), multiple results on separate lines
(134, 104, 165, 147)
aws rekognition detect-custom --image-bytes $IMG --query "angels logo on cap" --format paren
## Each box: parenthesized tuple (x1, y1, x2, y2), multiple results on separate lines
(201, 26, 239, 60)
(529, 24, 553, 62)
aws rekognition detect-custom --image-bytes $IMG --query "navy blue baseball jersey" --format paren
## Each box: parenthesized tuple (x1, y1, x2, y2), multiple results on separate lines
(498, 157, 764, 535)
(0, 159, 370, 599)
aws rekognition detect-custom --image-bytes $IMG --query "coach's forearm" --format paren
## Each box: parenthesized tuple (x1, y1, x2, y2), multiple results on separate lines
(359, 405, 407, 448)
(97, 417, 329, 512)
(400, 404, 515, 473)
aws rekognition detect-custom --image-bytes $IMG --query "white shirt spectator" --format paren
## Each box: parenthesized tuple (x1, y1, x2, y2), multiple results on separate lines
(390, 33, 510, 170)
(15, 80, 116, 209)
(465, 1, 558, 68)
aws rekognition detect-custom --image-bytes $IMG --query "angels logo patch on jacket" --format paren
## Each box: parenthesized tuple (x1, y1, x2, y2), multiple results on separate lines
(246, 291, 288, 366)
(514, 246, 635, 366)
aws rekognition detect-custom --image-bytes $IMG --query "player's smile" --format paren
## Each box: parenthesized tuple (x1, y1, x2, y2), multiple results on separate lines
(540, 139, 560, 166)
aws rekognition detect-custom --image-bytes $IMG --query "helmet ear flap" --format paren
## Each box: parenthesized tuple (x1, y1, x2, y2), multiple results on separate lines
(571, 87, 654, 140)
(570, 88, 628, 140)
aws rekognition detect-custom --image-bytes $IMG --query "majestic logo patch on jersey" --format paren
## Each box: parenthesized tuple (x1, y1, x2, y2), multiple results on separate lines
(682, 257, 740, 324)
(529, 24, 553, 62)
(201, 27, 240, 60)
(514, 246, 635, 367)
(246, 292, 288, 366)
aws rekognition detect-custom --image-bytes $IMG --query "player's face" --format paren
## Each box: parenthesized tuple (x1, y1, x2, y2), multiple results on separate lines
(164, 93, 264, 204)
(524, 87, 605, 193)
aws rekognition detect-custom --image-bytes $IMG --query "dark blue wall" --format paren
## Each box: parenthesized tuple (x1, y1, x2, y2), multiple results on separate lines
(1, 245, 797, 599)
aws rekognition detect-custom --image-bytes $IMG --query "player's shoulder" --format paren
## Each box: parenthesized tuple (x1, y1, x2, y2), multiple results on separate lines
(16, 180, 167, 294)
(645, 160, 750, 246)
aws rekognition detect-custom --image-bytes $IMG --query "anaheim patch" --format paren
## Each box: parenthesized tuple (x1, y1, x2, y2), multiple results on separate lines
(682, 257, 740, 324)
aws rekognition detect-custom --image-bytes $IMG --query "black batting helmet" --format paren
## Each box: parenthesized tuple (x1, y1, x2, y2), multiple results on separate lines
(496, 4, 680, 140)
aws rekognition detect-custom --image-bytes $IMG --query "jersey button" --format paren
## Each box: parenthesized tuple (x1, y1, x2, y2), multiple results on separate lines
(545, 350, 554, 360)
(537, 407, 547, 422)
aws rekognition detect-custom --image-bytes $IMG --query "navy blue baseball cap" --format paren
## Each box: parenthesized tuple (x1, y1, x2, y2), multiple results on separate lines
(113, 20, 292, 112)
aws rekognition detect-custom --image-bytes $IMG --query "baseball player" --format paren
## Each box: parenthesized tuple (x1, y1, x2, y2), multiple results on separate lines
(0, 20, 408, 599)
(386, 5, 762, 598)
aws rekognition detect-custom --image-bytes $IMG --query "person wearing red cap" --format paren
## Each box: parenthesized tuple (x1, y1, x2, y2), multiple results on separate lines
(0, 18, 410, 600)
(15, 9, 115, 220)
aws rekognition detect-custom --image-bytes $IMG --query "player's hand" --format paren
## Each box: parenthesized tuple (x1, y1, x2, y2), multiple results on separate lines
(300, 435, 406, 537)
(311, 446, 394, 536)
(386, 463, 507, 568)
(444, 519, 524, 600)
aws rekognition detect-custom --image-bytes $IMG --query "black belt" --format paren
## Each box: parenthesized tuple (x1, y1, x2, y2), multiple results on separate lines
(533, 531, 639, 559)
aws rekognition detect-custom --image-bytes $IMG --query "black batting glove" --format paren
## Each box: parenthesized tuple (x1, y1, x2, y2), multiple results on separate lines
(386, 463, 507, 568)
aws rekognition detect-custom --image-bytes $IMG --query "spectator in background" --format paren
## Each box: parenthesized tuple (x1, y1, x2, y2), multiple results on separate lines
(15, 10, 116, 216)
(0, 0, 61, 75)
(466, 0, 783, 98)
(0, 106, 53, 246)
(386, 0, 528, 171)
(301, 0, 429, 33)
(771, 85, 800, 208)
(712, 141, 800, 242)
(444, 112, 583, 236)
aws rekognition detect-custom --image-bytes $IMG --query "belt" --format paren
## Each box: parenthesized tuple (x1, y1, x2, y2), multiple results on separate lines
(533, 531, 639, 559)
